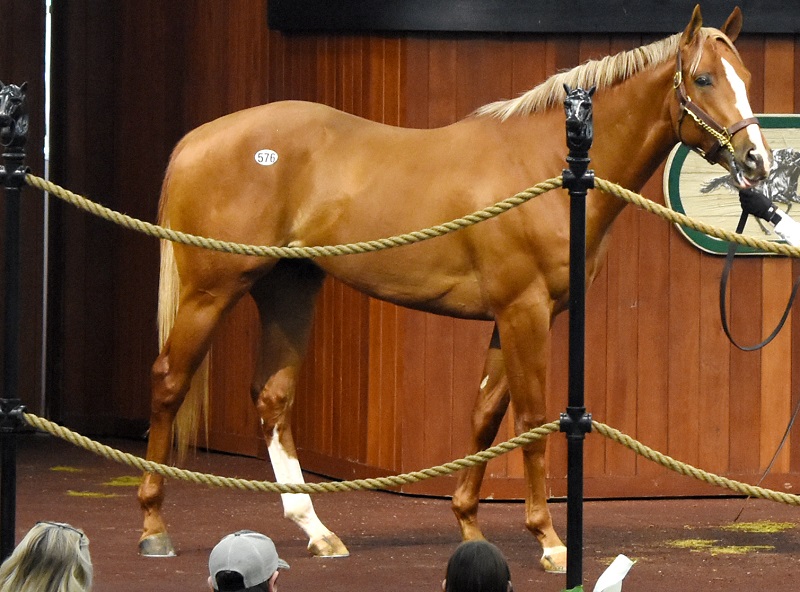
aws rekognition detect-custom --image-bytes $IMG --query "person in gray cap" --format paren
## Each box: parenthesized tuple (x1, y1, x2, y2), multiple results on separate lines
(208, 530, 290, 592)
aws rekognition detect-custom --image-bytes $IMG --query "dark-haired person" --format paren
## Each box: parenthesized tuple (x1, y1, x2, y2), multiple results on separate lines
(442, 540, 512, 592)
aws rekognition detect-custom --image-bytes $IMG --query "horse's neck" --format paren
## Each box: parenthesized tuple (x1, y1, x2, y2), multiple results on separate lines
(585, 62, 678, 229)
(595, 63, 677, 190)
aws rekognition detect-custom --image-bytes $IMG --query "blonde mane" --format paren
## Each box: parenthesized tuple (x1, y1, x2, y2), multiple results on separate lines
(474, 30, 723, 121)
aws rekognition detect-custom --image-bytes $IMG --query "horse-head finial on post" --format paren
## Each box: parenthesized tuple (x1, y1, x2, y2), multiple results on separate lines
(563, 84, 595, 176)
(0, 81, 29, 154)
(0, 81, 30, 192)
(560, 84, 596, 591)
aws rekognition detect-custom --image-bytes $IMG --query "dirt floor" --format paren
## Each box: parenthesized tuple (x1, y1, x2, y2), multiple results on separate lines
(7, 430, 800, 591)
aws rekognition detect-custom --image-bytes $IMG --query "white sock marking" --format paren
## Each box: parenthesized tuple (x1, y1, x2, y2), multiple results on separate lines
(268, 428, 331, 541)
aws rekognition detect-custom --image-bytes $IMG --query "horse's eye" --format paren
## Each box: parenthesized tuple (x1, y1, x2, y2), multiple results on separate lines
(694, 74, 713, 88)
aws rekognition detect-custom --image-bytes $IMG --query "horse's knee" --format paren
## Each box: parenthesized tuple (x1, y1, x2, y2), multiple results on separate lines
(150, 356, 186, 415)
(515, 412, 547, 446)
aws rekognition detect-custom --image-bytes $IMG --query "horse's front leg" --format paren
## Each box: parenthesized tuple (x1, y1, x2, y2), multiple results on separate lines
(452, 326, 510, 540)
(496, 300, 567, 573)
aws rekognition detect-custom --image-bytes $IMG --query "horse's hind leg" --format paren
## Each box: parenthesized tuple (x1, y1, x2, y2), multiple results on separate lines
(250, 261, 349, 557)
(452, 326, 510, 539)
(138, 266, 257, 556)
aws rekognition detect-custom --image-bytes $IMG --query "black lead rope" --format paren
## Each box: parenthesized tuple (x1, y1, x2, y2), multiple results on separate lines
(721, 209, 800, 519)
(720, 209, 800, 351)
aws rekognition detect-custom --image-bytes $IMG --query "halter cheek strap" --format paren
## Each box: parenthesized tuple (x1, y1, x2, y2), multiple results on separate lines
(674, 50, 759, 164)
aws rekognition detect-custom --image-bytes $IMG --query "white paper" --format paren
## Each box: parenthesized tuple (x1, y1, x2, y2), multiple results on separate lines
(592, 554, 635, 592)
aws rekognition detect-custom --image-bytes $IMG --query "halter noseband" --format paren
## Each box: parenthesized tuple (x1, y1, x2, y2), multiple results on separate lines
(673, 49, 759, 164)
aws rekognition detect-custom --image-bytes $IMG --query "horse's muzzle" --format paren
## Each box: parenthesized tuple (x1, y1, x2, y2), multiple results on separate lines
(728, 145, 771, 189)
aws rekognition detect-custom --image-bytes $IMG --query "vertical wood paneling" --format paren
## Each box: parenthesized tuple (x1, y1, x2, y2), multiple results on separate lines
(0, 0, 46, 414)
(50, 1, 120, 432)
(760, 38, 794, 473)
(112, 1, 177, 433)
(697, 253, 731, 475)
(791, 37, 800, 477)
(635, 171, 672, 477)
(667, 235, 702, 466)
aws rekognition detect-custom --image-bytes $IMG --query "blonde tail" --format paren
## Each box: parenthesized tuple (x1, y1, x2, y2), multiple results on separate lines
(157, 228, 209, 462)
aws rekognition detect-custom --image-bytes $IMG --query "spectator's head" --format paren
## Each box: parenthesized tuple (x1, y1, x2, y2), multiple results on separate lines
(208, 530, 289, 592)
(0, 521, 92, 592)
(443, 540, 512, 592)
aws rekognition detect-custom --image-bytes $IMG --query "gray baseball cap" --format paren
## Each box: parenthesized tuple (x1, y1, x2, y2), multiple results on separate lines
(209, 530, 290, 591)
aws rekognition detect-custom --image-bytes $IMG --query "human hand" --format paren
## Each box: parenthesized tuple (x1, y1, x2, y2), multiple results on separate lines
(739, 188, 778, 222)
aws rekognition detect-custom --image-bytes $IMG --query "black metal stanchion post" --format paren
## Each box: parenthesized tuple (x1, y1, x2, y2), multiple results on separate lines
(0, 400, 25, 559)
(560, 86, 595, 591)
(0, 81, 30, 560)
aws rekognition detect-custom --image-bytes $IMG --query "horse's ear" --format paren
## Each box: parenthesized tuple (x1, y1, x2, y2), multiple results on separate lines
(563, 83, 572, 94)
(721, 7, 743, 43)
(588, 86, 596, 97)
(19, 82, 27, 92)
(681, 4, 703, 46)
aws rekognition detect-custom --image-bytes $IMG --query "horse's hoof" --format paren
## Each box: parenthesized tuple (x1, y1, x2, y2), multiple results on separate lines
(540, 546, 567, 573)
(308, 533, 349, 558)
(139, 533, 177, 557)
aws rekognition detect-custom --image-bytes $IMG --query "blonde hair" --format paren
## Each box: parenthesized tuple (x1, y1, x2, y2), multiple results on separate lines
(0, 522, 92, 592)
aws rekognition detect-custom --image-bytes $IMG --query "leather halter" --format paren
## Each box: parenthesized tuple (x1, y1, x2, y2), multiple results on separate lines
(673, 49, 759, 164)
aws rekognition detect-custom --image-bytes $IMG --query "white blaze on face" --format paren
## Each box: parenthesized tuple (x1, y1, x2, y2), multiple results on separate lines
(721, 57, 771, 167)
(268, 427, 333, 540)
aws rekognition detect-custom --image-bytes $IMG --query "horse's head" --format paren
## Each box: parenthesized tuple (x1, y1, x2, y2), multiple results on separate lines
(0, 81, 29, 148)
(672, 5, 770, 188)
(563, 84, 595, 154)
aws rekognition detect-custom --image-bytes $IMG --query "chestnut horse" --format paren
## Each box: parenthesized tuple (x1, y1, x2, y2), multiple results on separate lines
(138, 6, 770, 572)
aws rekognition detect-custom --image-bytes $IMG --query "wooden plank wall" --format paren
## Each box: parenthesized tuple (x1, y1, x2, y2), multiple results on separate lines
(0, 0, 45, 410)
(49, 2, 800, 499)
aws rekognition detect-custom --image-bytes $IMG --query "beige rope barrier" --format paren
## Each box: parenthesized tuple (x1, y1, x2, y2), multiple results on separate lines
(24, 173, 562, 258)
(22, 412, 559, 493)
(592, 421, 800, 506)
(24, 173, 800, 259)
(594, 178, 800, 258)
(22, 411, 800, 507)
